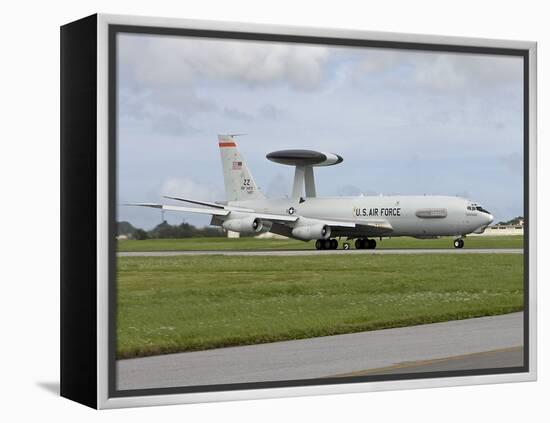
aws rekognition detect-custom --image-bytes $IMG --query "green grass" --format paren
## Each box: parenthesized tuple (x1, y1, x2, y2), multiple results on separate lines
(117, 253, 524, 359)
(117, 235, 523, 252)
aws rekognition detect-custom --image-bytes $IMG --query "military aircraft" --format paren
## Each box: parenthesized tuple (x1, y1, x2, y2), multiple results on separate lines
(130, 134, 494, 250)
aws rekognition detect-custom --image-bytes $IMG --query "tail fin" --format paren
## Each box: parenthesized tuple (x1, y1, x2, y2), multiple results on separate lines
(218, 135, 265, 202)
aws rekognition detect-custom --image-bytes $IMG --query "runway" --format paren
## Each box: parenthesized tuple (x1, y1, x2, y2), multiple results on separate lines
(117, 312, 523, 390)
(119, 248, 523, 257)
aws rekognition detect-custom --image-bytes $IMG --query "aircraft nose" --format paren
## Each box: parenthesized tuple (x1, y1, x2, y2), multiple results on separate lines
(486, 214, 494, 225)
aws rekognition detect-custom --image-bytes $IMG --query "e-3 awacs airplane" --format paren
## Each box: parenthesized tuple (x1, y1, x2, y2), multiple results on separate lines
(129, 134, 494, 250)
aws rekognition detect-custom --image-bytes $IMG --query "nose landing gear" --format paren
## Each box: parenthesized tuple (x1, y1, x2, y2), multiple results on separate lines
(453, 238, 465, 249)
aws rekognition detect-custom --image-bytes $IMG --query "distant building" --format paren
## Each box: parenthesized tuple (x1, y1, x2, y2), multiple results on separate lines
(479, 218, 524, 236)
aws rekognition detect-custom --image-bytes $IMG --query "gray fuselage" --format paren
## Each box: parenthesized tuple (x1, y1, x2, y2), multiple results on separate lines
(229, 195, 494, 238)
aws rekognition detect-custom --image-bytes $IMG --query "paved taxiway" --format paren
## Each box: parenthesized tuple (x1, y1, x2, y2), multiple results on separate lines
(119, 248, 523, 257)
(339, 346, 523, 376)
(117, 312, 523, 390)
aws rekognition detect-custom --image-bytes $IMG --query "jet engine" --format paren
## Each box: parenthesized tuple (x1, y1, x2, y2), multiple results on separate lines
(222, 216, 271, 234)
(291, 221, 331, 241)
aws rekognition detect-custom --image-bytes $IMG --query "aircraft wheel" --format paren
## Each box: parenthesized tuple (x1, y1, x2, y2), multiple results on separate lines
(330, 239, 338, 249)
(368, 239, 377, 249)
(355, 239, 363, 249)
(343, 242, 350, 250)
(315, 239, 323, 250)
(453, 239, 464, 249)
(323, 239, 332, 250)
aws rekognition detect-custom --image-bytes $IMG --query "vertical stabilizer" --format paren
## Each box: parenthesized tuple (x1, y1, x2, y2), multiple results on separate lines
(218, 135, 265, 202)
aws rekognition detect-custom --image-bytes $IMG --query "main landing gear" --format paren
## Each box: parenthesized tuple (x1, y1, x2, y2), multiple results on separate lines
(315, 238, 339, 250)
(453, 238, 465, 249)
(314, 238, 377, 250)
(355, 238, 377, 249)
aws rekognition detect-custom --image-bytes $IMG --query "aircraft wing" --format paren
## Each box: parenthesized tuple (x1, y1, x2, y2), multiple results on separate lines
(125, 203, 297, 223)
(327, 219, 394, 237)
(126, 203, 390, 237)
(251, 213, 298, 223)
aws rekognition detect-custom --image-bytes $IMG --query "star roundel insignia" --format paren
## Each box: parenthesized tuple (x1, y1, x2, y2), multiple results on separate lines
(288, 207, 295, 215)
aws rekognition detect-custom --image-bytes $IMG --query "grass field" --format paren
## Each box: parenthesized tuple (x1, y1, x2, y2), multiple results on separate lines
(117, 253, 524, 359)
(117, 235, 523, 252)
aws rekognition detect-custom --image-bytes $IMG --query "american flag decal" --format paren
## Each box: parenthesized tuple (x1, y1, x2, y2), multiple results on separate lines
(232, 161, 242, 170)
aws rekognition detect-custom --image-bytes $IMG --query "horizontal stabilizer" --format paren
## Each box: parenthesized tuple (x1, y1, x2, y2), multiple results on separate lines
(163, 196, 225, 209)
(124, 203, 230, 216)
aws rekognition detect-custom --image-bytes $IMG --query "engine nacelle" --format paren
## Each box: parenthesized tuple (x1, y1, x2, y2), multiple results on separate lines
(291, 222, 331, 241)
(222, 216, 271, 234)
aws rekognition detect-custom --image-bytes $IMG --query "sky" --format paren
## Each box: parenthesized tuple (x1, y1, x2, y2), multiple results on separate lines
(116, 32, 524, 230)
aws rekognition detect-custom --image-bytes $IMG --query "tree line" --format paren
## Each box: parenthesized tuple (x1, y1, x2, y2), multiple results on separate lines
(117, 220, 224, 240)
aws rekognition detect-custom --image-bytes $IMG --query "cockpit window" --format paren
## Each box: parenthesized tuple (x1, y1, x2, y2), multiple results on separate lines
(467, 203, 491, 214)
(475, 206, 491, 214)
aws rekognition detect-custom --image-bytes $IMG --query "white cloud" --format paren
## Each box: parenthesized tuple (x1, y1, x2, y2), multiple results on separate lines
(352, 49, 522, 93)
(265, 173, 291, 198)
(223, 107, 254, 121)
(119, 34, 330, 91)
(159, 177, 223, 202)
(498, 152, 523, 175)
(118, 34, 330, 132)
(258, 103, 284, 120)
(413, 53, 522, 92)
(119, 86, 216, 135)
(355, 49, 403, 74)
(149, 112, 196, 136)
(337, 184, 363, 196)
